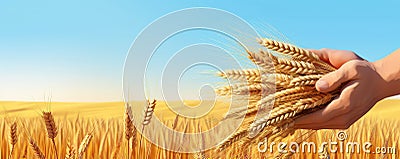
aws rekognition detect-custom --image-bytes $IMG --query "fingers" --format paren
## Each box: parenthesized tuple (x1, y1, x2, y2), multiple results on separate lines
(316, 70, 346, 93)
(294, 97, 344, 128)
(295, 80, 360, 130)
(295, 110, 359, 130)
(316, 61, 361, 93)
(309, 48, 363, 68)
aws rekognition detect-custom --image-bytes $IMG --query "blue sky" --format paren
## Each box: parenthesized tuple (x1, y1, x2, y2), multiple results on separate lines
(0, 0, 399, 101)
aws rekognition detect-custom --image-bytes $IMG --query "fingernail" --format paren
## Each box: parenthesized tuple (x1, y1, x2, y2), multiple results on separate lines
(316, 80, 328, 90)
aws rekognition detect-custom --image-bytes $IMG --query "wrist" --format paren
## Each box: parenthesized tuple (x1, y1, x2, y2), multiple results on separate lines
(372, 59, 400, 99)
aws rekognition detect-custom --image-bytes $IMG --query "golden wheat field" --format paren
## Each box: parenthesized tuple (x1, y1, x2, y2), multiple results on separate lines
(0, 99, 399, 159)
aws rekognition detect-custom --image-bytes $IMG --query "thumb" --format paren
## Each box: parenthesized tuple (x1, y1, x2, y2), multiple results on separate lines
(316, 68, 350, 93)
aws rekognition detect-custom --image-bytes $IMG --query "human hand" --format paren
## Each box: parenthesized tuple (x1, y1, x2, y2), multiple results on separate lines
(294, 49, 387, 129)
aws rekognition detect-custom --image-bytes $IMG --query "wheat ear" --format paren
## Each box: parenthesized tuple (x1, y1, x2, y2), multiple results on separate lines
(248, 94, 333, 138)
(234, 83, 274, 95)
(215, 83, 248, 96)
(42, 111, 58, 159)
(218, 69, 260, 80)
(256, 86, 315, 111)
(216, 128, 248, 151)
(125, 105, 135, 140)
(247, 50, 274, 71)
(275, 57, 318, 75)
(258, 38, 320, 62)
(289, 74, 323, 87)
(65, 142, 76, 159)
(29, 138, 45, 159)
(139, 99, 157, 158)
(142, 99, 156, 126)
(124, 104, 135, 159)
(78, 132, 93, 159)
(259, 50, 319, 75)
(258, 38, 336, 71)
(275, 89, 319, 105)
(9, 121, 18, 158)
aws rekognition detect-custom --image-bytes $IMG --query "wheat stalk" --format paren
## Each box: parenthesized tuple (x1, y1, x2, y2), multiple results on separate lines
(42, 111, 58, 159)
(112, 133, 123, 159)
(130, 133, 137, 158)
(22, 145, 28, 158)
(194, 125, 208, 159)
(172, 114, 180, 130)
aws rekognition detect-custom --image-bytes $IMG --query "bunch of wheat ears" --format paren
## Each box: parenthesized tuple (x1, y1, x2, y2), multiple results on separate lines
(215, 38, 339, 155)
